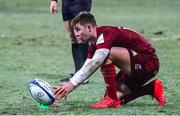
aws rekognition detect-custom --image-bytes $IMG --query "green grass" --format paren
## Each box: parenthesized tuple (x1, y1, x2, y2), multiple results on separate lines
(0, 0, 180, 115)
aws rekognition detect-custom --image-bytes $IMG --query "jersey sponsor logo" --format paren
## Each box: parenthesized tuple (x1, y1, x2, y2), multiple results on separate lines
(132, 50, 137, 56)
(97, 34, 104, 45)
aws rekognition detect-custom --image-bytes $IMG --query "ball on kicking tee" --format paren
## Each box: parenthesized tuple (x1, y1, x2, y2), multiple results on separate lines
(28, 79, 55, 105)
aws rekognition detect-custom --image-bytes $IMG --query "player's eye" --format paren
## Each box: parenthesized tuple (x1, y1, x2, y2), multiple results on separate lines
(75, 27, 80, 32)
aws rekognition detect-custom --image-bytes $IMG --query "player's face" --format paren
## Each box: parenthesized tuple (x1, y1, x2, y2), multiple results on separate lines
(73, 23, 92, 43)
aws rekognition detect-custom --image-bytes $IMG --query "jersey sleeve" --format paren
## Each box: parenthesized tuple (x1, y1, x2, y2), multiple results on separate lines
(96, 31, 114, 50)
(87, 42, 96, 59)
(88, 31, 114, 59)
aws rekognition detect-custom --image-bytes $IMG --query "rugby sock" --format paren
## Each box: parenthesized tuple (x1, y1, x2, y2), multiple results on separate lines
(100, 63, 118, 101)
(120, 81, 154, 104)
(78, 43, 89, 68)
(72, 43, 81, 72)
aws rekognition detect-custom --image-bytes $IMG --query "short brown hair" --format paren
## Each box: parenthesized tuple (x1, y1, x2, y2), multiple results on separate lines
(71, 11, 96, 27)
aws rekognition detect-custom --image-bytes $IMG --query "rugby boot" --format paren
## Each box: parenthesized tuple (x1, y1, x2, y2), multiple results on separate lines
(91, 97, 120, 108)
(151, 79, 166, 106)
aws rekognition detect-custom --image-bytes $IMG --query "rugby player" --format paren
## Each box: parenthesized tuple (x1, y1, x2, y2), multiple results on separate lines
(54, 12, 166, 108)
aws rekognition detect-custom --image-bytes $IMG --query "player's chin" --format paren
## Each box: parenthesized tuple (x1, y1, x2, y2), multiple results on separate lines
(81, 38, 90, 43)
(81, 40, 87, 43)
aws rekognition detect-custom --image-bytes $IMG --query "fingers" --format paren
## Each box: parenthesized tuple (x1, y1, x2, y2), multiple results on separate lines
(52, 83, 66, 92)
(54, 85, 67, 100)
(55, 88, 67, 101)
(54, 86, 63, 95)
(50, 1, 58, 14)
(50, 7, 57, 14)
(54, 83, 66, 94)
(53, 82, 73, 102)
(51, 8, 57, 14)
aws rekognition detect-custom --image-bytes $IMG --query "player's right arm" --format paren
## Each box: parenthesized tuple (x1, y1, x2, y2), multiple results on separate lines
(70, 48, 110, 86)
(54, 48, 109, 101)
(50, 0, 58, 14)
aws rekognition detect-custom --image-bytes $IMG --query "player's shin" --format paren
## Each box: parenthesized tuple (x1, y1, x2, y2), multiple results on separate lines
(90, 63, 120, 108)
(120, 81, 154, 104)
(100, 63, 118, 101)
(120, 79, 166, 106)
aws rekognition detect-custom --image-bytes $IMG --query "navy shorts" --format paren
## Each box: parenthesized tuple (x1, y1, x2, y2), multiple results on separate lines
(61, 0, 92, 21)
(116, 49, 160, 91)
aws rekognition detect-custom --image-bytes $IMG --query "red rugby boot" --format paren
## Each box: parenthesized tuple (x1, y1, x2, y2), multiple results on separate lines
(152, 79, 166, 106)
(91, 97, 120, 108)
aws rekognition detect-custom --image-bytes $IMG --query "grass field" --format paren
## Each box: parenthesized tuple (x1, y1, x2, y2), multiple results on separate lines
(0, 0, 180, 115)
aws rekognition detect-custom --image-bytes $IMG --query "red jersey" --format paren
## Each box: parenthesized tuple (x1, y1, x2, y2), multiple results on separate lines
(88, 26, 156, 58)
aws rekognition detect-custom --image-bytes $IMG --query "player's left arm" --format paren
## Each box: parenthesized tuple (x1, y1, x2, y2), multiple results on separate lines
(54, 48, 110, 101)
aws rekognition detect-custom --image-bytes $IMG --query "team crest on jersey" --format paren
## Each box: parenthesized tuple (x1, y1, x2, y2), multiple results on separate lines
(97, 34, 104, 45)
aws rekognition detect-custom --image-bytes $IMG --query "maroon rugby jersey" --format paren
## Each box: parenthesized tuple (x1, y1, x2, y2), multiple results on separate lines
(88, 26, 156, 58)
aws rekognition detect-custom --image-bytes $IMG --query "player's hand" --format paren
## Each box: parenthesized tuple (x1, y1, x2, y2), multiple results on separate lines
(50, 1, 58, 14)
(53, 82, 75, 102)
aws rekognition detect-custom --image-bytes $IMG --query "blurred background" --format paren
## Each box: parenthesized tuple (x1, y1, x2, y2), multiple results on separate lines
(0, 0, 180, 115)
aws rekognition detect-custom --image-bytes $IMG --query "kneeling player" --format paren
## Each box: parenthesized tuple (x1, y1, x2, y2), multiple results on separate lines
(54, 12, 166, 108)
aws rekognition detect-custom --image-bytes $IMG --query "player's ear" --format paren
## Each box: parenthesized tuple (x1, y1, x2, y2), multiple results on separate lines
(87, 24, 92, 32)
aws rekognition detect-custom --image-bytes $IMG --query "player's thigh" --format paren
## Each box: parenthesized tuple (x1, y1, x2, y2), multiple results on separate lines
(109, 47, 131, 75)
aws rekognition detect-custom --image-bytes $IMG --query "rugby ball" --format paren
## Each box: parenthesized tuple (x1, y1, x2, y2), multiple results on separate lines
(28, 79, 55, 105)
